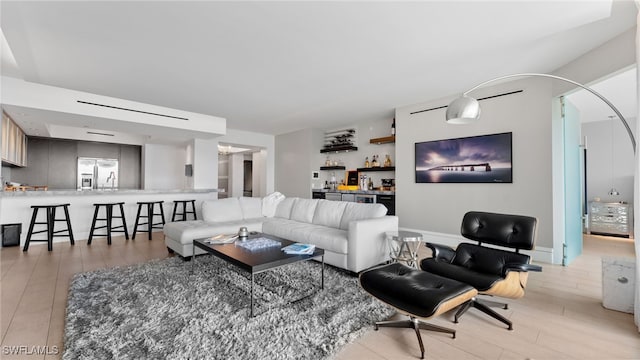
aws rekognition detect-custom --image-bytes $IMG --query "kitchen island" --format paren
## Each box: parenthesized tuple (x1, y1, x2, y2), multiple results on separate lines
(0, 189, 219, 248)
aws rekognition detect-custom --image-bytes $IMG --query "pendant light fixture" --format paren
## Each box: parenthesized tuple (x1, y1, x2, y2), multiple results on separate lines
(607, 115, 620, 196)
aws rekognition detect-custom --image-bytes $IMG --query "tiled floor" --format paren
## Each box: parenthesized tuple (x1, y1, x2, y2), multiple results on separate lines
(0, 233, 637, 359)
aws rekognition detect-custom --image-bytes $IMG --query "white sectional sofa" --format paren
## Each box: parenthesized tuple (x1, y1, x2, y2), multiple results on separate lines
(163, 194, 398, 273)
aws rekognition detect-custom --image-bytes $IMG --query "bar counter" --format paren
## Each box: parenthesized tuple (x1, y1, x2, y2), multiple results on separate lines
(0, 188, 219, 247)
(0, 188, 218, 197)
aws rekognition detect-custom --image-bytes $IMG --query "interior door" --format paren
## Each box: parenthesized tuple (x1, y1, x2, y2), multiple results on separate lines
(562, 97, 583, 265)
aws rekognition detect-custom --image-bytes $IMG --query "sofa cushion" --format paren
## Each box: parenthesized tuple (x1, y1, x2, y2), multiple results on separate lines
(290, 198, 319, 224)
(307, 226, 348, 254)
(262, 192, 285, 217)
(239, 197, 263, 220)
(262, 218, 348, 254)
(274, 198, 296, 219)
(339, 203, 388, 230)
(312, 200, 347, 229)
(202, 198, 243, 223)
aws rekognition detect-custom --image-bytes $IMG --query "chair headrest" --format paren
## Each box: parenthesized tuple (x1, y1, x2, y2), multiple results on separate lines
(461, 211, 537, 250)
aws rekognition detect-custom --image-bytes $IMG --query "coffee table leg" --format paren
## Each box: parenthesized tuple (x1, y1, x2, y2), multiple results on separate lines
(321, 255, 324, 290)
(250, 272, 254, 317)
(191, 241, 195, 274)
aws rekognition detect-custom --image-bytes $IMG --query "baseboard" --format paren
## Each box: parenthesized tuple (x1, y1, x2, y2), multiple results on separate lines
(399, 227, 554, 264)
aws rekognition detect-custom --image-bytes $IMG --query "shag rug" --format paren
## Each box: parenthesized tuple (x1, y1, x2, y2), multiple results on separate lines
(63, 256, 394, 359)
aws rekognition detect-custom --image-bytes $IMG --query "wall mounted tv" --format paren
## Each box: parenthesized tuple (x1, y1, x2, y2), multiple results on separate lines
(415, 132, 512, 183)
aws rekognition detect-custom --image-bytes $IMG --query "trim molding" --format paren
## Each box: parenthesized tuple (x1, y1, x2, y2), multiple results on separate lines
(399, 227, 554, 264)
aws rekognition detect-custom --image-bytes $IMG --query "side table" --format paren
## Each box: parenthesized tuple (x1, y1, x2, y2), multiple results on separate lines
(386, 231, 423, 268)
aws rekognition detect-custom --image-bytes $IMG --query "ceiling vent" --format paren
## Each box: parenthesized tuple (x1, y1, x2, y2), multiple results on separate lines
(77, 100, 189, 120)
(87, 131, 115, 137)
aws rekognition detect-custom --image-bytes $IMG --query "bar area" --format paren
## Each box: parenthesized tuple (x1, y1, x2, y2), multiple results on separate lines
(0, 189, 218, 248)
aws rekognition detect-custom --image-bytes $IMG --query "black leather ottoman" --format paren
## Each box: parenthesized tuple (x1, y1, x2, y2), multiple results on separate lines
(359, 263, 477, 359)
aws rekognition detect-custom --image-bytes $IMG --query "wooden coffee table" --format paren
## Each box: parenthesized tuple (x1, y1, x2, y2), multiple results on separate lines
(192, 233, 324, 317)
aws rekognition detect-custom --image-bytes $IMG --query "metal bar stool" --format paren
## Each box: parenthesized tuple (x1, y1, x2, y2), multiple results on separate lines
(88, 202, 129, 245)
(23, 204, 75, 251)
(132, 201, 165, 240)
(171, 200, 197, 222)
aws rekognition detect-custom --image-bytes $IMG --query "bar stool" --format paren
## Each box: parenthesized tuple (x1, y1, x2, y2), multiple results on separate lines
(23, 204, 75, 252)
(171, 200, 197, 222)
(88, 202, 129, 245)
(132, 201, 165, 240)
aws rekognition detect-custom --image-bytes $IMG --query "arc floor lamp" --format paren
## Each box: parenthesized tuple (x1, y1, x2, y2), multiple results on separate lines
(445, 73, 636, 154)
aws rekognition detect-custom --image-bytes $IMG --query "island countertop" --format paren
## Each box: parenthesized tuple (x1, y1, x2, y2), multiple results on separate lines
(0, 188, 219, 197)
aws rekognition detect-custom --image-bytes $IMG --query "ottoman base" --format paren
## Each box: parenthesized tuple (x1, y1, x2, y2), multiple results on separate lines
(375, 316, 456, 359)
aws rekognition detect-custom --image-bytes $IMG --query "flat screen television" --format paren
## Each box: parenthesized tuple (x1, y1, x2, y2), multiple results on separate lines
(415, 132, 512, 183)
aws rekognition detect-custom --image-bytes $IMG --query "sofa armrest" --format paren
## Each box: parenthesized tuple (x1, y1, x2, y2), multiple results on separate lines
(347, 216, 399, 273)
(424, 243, 456, 263)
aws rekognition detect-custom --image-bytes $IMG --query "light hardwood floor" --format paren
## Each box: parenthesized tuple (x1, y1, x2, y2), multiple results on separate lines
(0, 233, 638, 359)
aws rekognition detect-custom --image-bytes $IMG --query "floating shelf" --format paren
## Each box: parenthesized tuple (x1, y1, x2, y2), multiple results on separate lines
(322, 128, 357, 153)
(320, 145, 358, 153)
(369, 135, 395, 144)
(320, 166, 346, 170)
(357, 166, 395, 172)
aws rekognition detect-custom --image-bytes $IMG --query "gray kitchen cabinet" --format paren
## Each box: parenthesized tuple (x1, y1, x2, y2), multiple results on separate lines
(119, 144, 142, 189)
(1, 111, 27, 167)
(48, 139, 77, 189)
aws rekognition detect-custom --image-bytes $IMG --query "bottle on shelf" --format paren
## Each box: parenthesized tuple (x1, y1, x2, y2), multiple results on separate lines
(371, 155, 379, 167)
(391, 118, 396, 136)
(325, 156, 331, 166)
(368, 177, 373, 190)
(364, 156, 370, 168)
(384, 154, 392, 167)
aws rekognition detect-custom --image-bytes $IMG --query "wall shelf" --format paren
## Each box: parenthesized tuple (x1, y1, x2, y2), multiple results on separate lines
(369, 135, 395, 144)
(357, 166, 395, 172)
(320, 145, 358, 153)
(320, 166, 346, 170)
(321, 128, 357, 153)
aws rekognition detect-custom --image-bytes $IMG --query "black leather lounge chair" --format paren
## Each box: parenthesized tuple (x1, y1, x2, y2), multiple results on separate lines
(420, 211, 542, 330)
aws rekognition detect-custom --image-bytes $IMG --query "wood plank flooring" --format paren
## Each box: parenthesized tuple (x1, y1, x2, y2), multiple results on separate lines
(0, 233, 637, 359)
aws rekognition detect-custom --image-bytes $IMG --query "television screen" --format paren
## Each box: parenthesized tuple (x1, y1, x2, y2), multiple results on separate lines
(415, 132, 512, 183)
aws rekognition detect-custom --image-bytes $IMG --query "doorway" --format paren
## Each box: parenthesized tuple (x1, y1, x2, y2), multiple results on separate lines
(217, 143, 266, 198)
(564, 67, 637, 262)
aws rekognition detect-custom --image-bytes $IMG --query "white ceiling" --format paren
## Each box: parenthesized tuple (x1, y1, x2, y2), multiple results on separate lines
(565, 66, 637, 123)
(0, 1, 637, 140)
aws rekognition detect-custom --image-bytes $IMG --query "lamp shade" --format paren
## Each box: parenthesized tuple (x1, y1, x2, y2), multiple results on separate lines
(445, 96, 481, 124)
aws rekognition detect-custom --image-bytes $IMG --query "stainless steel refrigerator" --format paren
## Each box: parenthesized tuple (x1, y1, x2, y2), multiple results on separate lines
(77, 157, 119, 190)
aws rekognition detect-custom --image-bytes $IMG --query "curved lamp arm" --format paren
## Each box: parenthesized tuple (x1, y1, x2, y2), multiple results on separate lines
(447, 73, 636, 154)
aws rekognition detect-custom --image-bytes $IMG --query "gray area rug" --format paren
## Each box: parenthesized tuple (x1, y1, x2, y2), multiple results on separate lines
(63, 255, 394, 359)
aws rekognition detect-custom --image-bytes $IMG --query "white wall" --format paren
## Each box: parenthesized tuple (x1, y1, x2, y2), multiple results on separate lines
(582, 117, 637, 204)
(192, 138, 218, 190)
(253, 149, 267, 197)
(228, 153, 244, 197)
(395, 77, 555, 250)
(143, 143, 186, 190)
(275, 128, 323, 198)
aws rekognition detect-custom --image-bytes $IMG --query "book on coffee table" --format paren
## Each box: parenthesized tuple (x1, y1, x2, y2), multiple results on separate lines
(205, 234, 239, 244)
(281, 243, 316, 255)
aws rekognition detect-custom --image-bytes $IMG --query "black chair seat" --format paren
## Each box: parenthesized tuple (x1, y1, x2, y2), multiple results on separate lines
(420, 258, 502, 292)
(361, 263, 476, 319)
